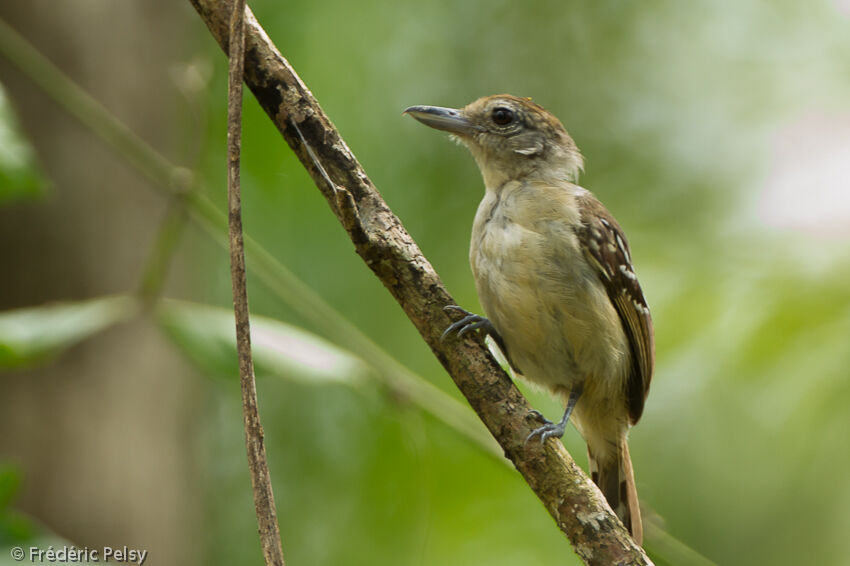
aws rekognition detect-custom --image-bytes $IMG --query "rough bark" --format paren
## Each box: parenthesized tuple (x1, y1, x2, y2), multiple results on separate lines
(190, 1, 652, 564)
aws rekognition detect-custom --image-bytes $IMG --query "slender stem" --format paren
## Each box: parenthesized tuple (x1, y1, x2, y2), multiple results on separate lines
(0, 14, 496, 460)
(225, 1, 285, 564)
(0, 17, 175, 190)
(0, 13, 715, 566)
(137, 197, 188, 304)
(189, 2, 652, 564)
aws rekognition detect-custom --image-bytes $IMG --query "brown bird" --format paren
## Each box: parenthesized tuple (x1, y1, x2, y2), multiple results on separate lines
(405, 95, 654, 544)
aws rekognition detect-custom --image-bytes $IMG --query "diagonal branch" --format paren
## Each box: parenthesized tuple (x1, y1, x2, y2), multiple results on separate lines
(0, 13, 502, 461)
(190, 1, 651, 564)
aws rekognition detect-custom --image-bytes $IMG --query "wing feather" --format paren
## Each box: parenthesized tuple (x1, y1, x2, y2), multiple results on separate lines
(576, 192, 654, 423)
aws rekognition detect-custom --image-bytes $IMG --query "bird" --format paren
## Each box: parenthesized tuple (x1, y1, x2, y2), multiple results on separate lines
(404, 95, 654, 544)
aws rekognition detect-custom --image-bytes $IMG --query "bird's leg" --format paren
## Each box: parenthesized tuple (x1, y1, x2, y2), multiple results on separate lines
(526, 384, 584, 444)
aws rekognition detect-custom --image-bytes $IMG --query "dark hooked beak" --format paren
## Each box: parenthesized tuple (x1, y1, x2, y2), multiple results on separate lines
(403, 105, 481, 136)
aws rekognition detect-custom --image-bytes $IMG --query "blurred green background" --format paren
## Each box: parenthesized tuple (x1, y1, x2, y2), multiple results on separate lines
(1, 1, 850, 565)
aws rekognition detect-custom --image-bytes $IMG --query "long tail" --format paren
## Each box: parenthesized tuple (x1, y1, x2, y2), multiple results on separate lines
(588, 439, 643, 545)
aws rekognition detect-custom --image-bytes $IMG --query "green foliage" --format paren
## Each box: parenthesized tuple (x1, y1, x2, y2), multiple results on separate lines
(197, 1, 850, 564)
(2, 0, 849, 564)
(0, 463, 40, 563)
(0, 498, 86, 566)
(0, 296, 136, 368)
(0, 83, 48, 203)
(156, 298, 370, 384)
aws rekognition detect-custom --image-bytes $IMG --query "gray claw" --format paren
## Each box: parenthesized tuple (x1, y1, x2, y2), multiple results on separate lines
(441, 316, 476, 340)
(441, 304, 523, 375)
(525, 420, 567, 445)
(526, 410, 546, 422)
(444, 305, 470, 315)
(525, 386, 582, 445)
(457, 318, 489, 336)
(441, 306, 493, 341)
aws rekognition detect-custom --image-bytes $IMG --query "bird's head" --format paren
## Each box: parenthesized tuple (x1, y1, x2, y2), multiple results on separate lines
(404, 94, 583, 188)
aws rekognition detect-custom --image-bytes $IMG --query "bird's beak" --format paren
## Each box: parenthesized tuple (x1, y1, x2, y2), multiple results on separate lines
(403, 105, 480, 136)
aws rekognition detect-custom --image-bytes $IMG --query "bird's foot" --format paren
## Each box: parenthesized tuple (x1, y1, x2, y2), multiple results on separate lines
(441, 305, 497, 340)
(525, 417, 567, 445)
(442, 305, 522, 374)
(525, 386, 582, 445)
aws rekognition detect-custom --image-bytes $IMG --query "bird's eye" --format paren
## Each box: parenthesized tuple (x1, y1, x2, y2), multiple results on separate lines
(491, 107, 515, 126)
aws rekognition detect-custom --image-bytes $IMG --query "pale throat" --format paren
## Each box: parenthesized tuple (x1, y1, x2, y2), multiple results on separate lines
(471, 151, 582, 192)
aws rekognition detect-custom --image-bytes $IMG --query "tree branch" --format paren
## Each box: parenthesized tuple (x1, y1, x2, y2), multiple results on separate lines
(224, 0, 285, 564)
(192, 2, 651, 564)
(2, 13, 715, 564)
(0, 12, 504, 463)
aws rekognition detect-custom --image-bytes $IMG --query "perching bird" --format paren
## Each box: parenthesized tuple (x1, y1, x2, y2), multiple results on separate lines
(404, 95, 654, 544)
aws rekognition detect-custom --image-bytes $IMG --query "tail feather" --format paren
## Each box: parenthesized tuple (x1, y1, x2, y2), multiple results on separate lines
(588, 439, 643, 545)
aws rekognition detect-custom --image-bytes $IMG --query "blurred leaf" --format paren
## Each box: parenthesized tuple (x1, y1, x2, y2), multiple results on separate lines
(0, 464, 84, 557)
(0, 462, 34, 550)
(0, 463, 21, 512)
(157, 299, 370, 385)
(0, 296, 137, 369)
(0, 83, 49, 203)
